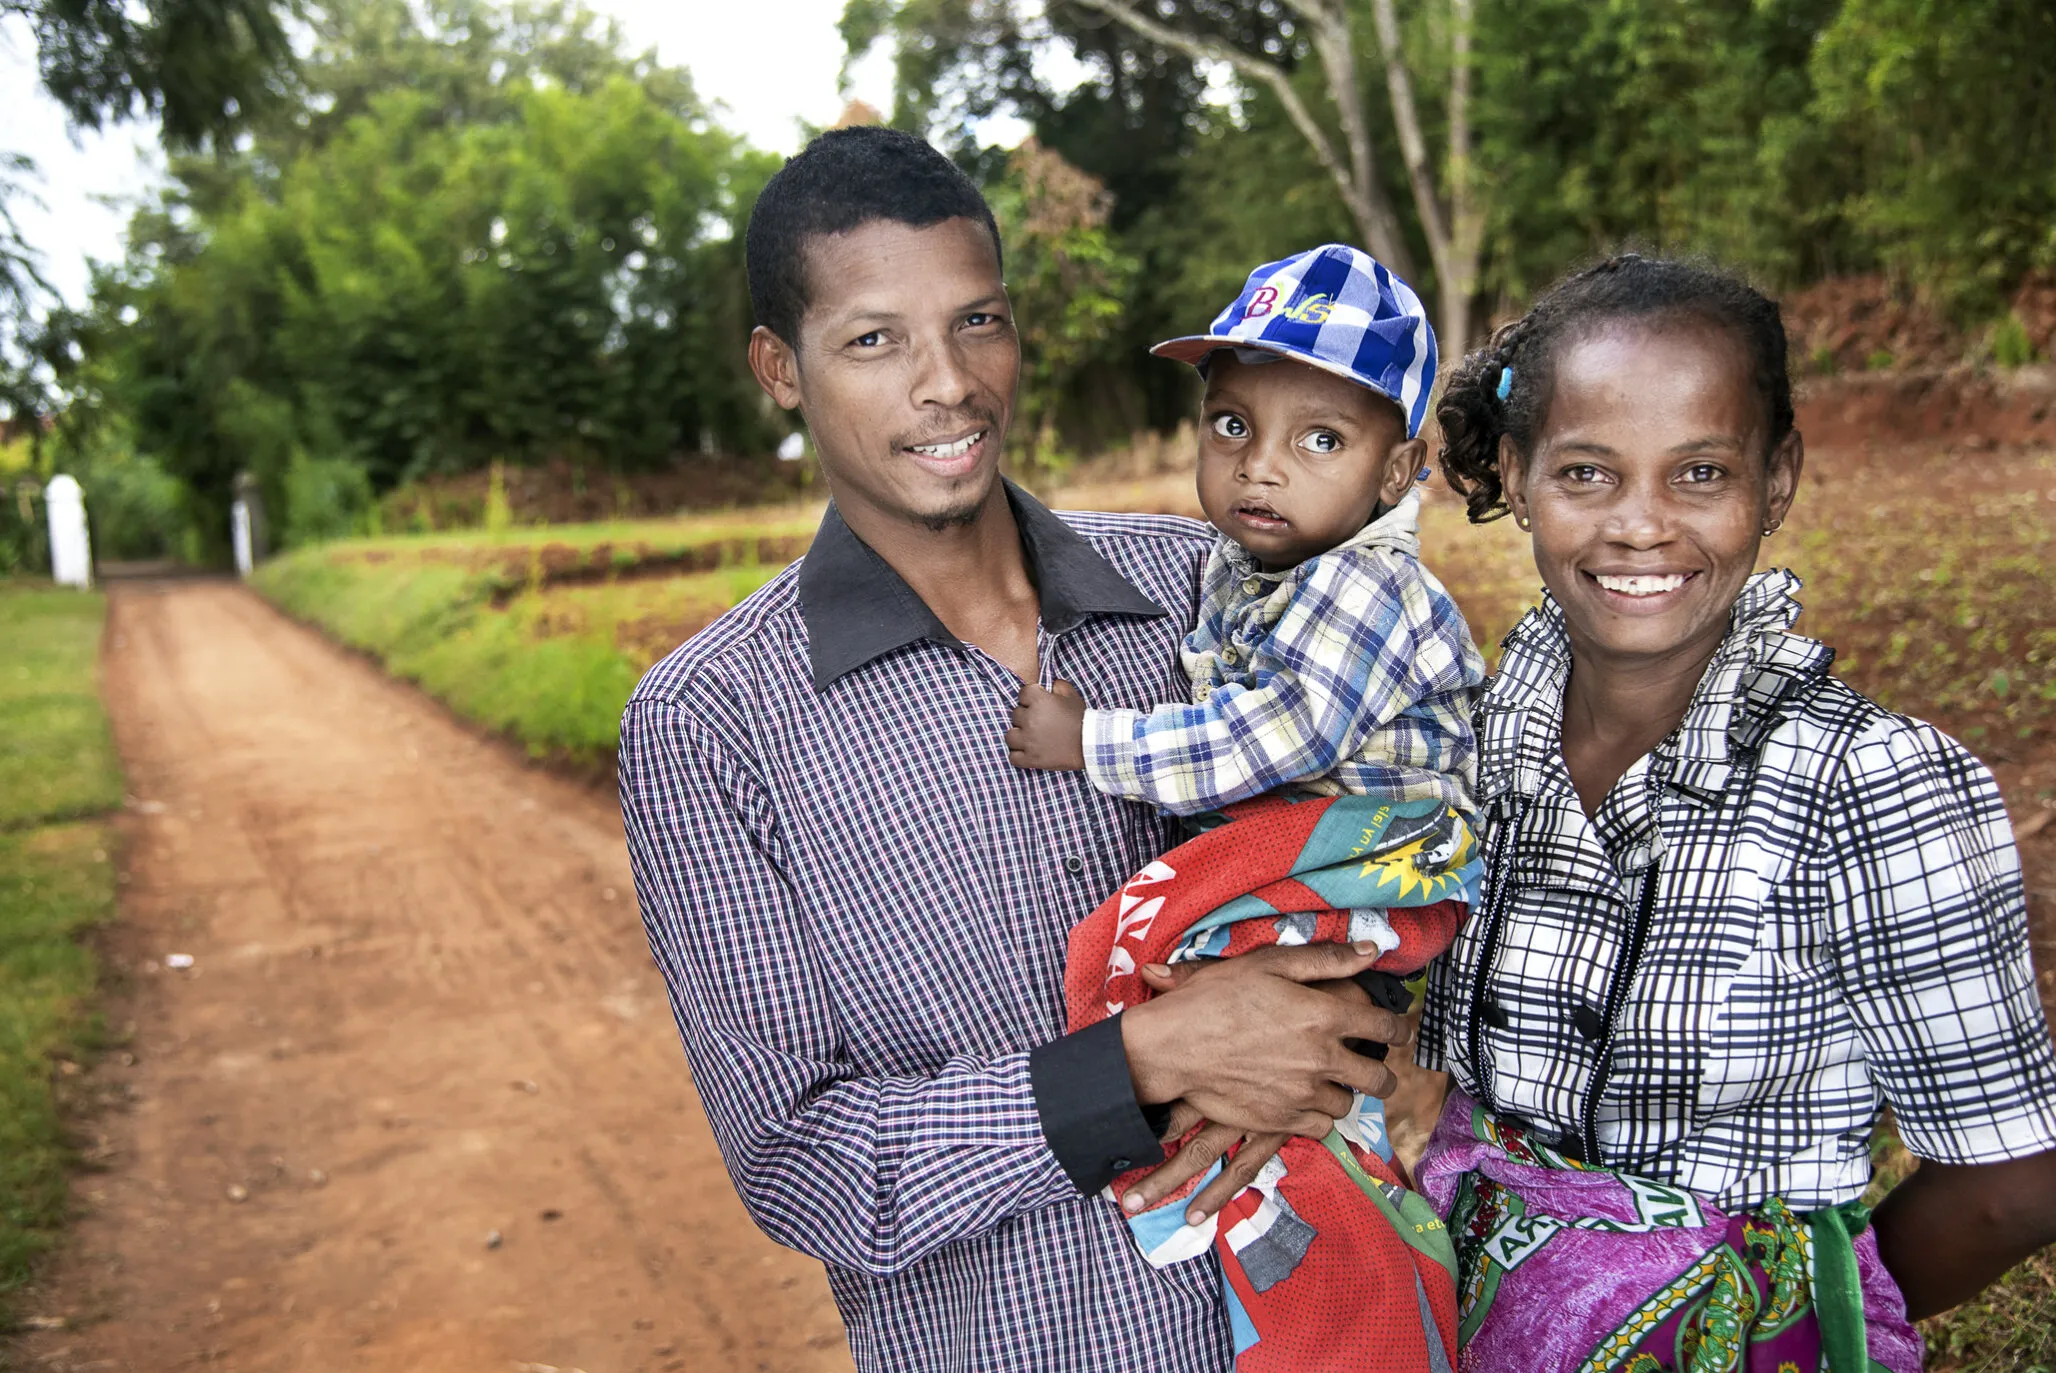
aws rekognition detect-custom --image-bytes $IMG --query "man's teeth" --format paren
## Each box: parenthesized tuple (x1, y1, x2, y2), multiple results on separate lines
(1596, 573, 1688, 596)
(910, 432, 981, 458)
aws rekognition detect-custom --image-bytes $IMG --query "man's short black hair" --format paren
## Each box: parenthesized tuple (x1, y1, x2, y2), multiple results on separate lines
(745, 126, 1004, 346)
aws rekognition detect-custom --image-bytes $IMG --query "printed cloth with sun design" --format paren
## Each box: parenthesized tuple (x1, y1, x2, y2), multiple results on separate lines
(1063, 791, 1479, 1372)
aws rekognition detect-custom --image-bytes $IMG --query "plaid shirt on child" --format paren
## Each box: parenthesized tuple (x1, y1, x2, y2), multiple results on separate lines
(1083, 490, 1486, 817)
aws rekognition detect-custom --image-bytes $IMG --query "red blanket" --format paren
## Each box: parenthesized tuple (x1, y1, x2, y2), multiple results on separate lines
(1064, 793, 1471, 1371)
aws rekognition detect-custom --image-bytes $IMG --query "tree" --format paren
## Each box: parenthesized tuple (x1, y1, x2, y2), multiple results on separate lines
(1803, 0, 2056, 312)
(985, 139, 1138, 476)
(5, 0, 294, 147)
(1059, 0, 1482, 359)
(88, 0, 779, 554)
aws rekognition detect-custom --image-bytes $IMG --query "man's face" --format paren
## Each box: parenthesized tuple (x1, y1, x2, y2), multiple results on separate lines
(751, 217, 1018, 533)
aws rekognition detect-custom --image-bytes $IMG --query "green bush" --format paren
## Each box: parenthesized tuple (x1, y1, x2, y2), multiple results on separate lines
(1990, 313, 2039, 368)
(281, 450, 376, 548)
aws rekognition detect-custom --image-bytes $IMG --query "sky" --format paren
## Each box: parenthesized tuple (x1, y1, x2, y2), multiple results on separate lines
(1, 0, 1014, 310)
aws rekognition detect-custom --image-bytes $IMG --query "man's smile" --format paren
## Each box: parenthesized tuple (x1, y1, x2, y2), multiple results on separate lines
(901, 426, 990, 477)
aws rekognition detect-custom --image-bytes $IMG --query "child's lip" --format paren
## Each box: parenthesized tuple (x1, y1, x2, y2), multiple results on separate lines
(1234, 503, 1287, 526)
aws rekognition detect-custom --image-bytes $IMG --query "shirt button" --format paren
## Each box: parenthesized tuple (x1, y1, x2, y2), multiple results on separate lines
(1221, 647, 1239, 665)
(1241, 576, 1263, 595)
(1111, 1157, 1133, 1172)
(1480, 997, 1510, 1030)
(1063, 855, 1085, 876)
(1572, 1003, 1606, 1041)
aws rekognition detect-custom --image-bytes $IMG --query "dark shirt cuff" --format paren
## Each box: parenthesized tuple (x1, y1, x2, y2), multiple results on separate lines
(1028, 1014, 1168, 1194)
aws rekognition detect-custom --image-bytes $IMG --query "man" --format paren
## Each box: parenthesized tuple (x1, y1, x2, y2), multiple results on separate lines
(619, 126, 1406, 1372)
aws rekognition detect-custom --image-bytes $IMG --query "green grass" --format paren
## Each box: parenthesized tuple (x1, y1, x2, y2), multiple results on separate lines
(0, 589, 122, 830)
(0, 823, 113, 1312)
(0, 584, 120, 1323)
(328, 505, 820, 560)
(251, 537, 788, 764)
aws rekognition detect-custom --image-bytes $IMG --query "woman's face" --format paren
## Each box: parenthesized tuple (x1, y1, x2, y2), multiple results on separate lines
(1498, 321, 1802, 672)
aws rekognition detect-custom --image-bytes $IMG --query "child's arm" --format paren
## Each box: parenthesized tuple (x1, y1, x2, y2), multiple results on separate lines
(1082, 552, 1479, 816)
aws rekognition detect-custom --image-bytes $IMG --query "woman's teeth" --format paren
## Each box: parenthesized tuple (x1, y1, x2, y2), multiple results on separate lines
(1596, 573, 1688, 597)
(910, 432, 982, 458)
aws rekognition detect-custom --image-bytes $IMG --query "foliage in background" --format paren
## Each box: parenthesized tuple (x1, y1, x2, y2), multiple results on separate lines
(0, 587, 121, 1320)
(15, 0, 2056, 555)
(986, 141, 1137, 478)
(59, 0, 781, 561)
(1805, 0, 2056, 315)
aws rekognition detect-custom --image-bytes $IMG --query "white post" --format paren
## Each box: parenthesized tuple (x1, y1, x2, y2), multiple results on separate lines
(231, 499, 254, 576)
(45, 474, 92, 589)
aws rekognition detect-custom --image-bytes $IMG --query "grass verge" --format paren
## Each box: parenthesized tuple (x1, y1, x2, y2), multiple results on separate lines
(251, 537, 786, 766)
(0, 584, 120, 1325)
(0, 588, 122, 830)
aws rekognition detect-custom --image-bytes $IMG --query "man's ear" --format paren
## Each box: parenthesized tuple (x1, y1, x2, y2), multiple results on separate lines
(748, 326, 803, 411)
(1383, 437, 1427, 506)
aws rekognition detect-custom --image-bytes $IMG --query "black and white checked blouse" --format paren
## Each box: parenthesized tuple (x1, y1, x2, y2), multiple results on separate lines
(1418, 570, 2056, 1211)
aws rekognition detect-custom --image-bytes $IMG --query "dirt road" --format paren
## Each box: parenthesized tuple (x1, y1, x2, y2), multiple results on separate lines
(9, 580, 852, 1373)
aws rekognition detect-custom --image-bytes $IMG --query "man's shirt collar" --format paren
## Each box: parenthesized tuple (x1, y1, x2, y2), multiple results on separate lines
(797, 479, 1168, 690)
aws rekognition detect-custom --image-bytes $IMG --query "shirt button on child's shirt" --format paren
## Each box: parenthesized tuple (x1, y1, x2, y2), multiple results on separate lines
(1222, 648, 1239, 665)
(1242, 576, 1263, 595)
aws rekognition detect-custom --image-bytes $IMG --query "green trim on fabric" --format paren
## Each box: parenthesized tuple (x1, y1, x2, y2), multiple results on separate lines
(1319, 1130, 1457, 1274)
(1806, 1200, 1871, 1372)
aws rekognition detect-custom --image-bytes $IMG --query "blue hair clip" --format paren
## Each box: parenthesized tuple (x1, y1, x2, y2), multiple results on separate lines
(1496, 366, 1514, 402)
(1416, 466, 1431, 483)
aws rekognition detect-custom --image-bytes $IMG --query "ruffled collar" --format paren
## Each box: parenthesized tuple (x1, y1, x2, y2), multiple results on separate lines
(1476, 569, 1835, 807)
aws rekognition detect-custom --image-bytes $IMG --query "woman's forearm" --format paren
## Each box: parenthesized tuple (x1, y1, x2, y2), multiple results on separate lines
(1871, 1149, 2056, 1320)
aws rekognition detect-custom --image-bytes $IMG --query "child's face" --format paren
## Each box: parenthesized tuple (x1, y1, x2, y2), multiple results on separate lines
(1497, 320, 1802, 672)
(1195, 354, 1423, 570)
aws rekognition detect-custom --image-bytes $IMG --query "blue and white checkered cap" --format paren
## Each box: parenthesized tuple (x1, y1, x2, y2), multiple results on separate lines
(1151, 244, 1438, 438)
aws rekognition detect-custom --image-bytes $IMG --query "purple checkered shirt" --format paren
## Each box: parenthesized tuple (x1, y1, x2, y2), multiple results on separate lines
(619, 484, 1236, 1372)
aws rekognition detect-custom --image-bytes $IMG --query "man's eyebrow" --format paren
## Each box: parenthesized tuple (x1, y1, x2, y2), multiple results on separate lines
(958, 292, 1009, 313)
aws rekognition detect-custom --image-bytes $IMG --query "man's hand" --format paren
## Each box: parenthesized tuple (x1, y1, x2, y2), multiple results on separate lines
(1006, 680, 1087, 771)
(1119, 943, 1409, 1139)
(1118, 955, 1393, 1222)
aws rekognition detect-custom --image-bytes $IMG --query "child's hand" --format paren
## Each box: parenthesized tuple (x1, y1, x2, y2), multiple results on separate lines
(1006, 680, 1087, 771)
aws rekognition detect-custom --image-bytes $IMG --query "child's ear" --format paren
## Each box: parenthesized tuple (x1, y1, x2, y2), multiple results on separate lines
(1383, 437, 1427, 505)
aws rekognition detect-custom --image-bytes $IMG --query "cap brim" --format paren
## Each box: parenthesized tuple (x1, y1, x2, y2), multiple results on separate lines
(1149, 334, 1256, 366)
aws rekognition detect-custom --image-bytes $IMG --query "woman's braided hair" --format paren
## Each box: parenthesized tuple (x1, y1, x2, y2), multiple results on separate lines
(1438, 254, 1795, 523)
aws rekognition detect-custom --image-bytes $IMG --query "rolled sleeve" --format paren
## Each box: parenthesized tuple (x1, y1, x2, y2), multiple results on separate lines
(1825, 717, 2056, 1165)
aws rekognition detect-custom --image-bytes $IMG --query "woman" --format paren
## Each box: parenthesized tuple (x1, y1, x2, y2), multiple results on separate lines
(1411, 255, 2056, 1370)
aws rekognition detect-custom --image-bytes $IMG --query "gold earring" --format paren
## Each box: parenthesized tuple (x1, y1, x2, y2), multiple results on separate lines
(1514, 511, 1531, 530)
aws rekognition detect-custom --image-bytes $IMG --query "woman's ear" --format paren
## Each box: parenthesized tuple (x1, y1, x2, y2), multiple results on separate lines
(748, 326, 803, 411)
(1497, 433, 1529, 524)
(1764, 429, 1804, 529)
(1383, 437, 1427, 505)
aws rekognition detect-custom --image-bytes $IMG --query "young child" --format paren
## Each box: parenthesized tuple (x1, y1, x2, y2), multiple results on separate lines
(1006, 244, 1488, 1372)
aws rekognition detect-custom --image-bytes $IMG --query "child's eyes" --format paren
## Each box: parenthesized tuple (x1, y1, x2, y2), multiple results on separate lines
(1298, 430, 1343, 455)
(1210, 414, 1249, 440)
